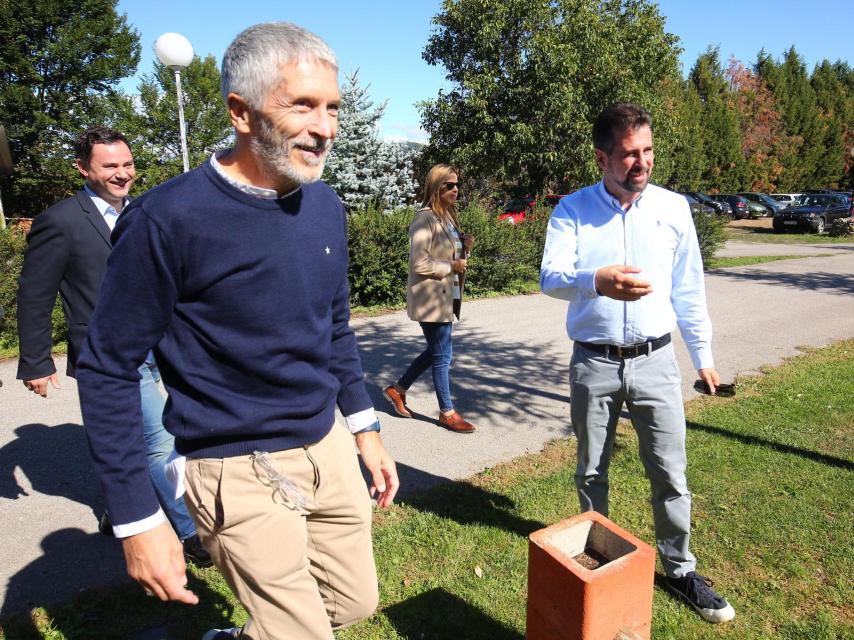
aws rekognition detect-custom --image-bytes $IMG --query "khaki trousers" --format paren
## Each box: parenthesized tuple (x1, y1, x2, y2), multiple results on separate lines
(184, 425, 378, 640)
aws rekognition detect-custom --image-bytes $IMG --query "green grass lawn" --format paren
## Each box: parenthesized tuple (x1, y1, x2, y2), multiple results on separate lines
(726, 227, 854, 244)
(705, 255, 833, 269)
(2, 341, 852, 640)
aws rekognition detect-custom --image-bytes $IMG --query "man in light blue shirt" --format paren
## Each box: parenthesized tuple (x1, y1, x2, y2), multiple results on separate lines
(541, 103, 734, 623)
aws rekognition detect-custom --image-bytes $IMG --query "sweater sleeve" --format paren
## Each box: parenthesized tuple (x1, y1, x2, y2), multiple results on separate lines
(330, 206, 373, 417)
(76, 206, 180, 527)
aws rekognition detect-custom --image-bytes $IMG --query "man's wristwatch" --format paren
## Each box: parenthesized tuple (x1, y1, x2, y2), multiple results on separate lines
(354, 419, 381, 434)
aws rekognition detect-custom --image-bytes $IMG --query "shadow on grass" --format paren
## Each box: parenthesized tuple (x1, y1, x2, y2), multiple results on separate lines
(686, 420, 853, 470)
(383, 587, 523, 640)
(357, 460, 547, 539)
(0, 530, 234, 639)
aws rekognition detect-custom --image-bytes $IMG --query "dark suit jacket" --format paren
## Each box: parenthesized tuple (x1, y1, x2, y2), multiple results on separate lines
(16, 190, 113, 379)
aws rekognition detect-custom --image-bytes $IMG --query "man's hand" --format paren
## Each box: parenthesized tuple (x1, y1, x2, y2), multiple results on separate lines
(697, 367, 721, 396)
(594, 265, 653, 301)
(355, 431, 399, 508)
(451, 258, 468, 275)
(121, 521, 198, 604)
(23, 374, 60, 397)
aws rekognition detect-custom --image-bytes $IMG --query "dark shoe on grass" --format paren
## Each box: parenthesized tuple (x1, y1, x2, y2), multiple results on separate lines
(183, 534, 213, 568)
(383, 384, 412, 418)
(666, 571, 735, 623)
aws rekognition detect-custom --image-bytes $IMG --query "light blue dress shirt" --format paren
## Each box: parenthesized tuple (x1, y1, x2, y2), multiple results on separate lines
(540, 181, 714, 370)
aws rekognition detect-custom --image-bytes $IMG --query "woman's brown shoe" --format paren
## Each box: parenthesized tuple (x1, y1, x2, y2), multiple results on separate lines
(438, 411, 475, 433)
(383, 385, 412, 418)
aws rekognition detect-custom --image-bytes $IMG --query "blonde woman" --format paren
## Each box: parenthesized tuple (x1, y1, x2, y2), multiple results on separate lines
(384, 164, 476, 433)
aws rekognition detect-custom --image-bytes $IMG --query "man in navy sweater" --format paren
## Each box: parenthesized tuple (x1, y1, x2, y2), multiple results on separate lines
(76, 22, 399, 640)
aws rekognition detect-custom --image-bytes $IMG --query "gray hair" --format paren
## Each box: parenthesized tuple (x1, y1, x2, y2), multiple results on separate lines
(221, 22, 338, 110)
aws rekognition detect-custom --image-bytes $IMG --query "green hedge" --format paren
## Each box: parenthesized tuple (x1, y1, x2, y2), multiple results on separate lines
(346, 201, 549, 308)
(0, 226, 68, 352)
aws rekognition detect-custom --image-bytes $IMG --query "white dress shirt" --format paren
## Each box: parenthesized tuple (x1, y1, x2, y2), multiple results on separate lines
(540, 181, 714, 370)
(83, 184, 126, 231)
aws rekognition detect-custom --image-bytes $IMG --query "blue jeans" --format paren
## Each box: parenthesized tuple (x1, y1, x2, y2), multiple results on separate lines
(139, 353, 197, 540)
(398, 322, 454, 412)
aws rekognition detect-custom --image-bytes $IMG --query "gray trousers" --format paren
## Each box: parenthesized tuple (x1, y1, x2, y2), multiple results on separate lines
(569, 341, 696, 578)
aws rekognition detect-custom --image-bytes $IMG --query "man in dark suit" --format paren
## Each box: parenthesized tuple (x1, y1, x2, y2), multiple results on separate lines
(15, 127, 209, 565)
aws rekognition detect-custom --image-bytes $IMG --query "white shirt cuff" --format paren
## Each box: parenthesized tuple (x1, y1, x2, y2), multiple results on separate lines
(345, 407, 378, 434)
(111, 508, 168, 538)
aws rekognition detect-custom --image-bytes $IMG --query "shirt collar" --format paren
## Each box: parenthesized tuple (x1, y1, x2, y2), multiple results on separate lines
(596, 180, 647, 211)
(210, 151, 299, 200)
(83, 184, 128, 214)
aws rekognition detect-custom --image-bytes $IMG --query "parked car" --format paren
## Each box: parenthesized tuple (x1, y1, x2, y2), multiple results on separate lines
(737, 192, 783, 216)
(682, 193, 715, 217)
(771, 193, 803, 207)
(497, 194, 569, 224)
(683, 191, 731, 216)
(498, 196, 536, 224)
(710, 194, 750, 219)
(772, 193, 851, 234)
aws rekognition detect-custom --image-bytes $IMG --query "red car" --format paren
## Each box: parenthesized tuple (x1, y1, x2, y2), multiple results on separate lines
(497, 194, 569, 224)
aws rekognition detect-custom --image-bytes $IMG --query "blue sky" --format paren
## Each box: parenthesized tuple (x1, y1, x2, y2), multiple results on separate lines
(117, 0, 854, 143)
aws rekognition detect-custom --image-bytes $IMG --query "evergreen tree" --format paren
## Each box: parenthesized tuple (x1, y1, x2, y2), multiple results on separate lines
(322, 71, 418, 212)
(0, 0, 140, 217)
(811, 60, 847, 188)
(659, 76, 705, 191)
(689, 48, 743, 192)
(757, 47, 823, 189)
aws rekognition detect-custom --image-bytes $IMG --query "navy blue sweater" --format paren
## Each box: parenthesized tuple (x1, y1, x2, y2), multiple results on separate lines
(76, 161, 372, 526)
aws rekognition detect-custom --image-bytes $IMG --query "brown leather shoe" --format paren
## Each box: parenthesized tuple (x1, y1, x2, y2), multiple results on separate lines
(438, 411, 475, 433)
(383, 385, 412, 418)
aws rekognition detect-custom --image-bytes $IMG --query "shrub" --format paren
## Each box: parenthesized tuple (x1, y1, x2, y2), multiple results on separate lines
(346, 201, 548, 308)
(0, 225, 67, 351)
(691, 213, 727, 268)
(347, 205, 411, 308)
(827, 217, 854, 237)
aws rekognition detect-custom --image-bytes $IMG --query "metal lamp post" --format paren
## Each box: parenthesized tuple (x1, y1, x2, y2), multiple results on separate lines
(154, 33, 194, 173)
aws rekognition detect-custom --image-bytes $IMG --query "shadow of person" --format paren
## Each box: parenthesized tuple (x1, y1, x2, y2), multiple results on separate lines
(357, 459, 546, 539)
(1, 527, 126, 632)
(0, 423, 102, 517)
(0, 528, 237, 639)
(383, 587, 523, 640)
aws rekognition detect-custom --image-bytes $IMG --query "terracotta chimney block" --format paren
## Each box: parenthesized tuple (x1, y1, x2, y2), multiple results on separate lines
(526, 510, 656, 640)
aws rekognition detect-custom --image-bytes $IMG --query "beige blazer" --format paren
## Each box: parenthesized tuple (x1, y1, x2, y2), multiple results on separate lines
(406, 208, 460, 322)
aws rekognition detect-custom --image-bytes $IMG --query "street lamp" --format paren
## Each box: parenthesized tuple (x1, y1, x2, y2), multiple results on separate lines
(154, 32, 194, 173)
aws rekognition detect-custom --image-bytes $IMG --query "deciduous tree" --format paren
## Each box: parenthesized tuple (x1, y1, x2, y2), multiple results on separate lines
(0, 0, 139, 217)
(420, 0, 682, 195)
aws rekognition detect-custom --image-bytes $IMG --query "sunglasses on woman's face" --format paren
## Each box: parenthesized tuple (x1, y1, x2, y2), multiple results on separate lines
(444, 182, 459, 191)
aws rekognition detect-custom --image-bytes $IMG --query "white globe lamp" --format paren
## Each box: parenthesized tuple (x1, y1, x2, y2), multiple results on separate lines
(155, 33, 194, 172)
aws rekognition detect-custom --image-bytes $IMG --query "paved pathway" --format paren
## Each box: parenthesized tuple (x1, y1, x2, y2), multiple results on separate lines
(1, 244, 853, 616)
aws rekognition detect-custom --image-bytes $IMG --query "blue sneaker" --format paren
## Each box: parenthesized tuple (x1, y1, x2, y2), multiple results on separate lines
(201, 628, 241, 640)
(666, 572, 735, 623)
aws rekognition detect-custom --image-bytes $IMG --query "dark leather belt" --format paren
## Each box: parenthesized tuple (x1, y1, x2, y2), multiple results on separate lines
(576, 334, 671, 360)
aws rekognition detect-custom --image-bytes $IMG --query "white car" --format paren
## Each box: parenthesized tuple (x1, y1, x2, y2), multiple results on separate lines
(771, 193, 803, 207)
